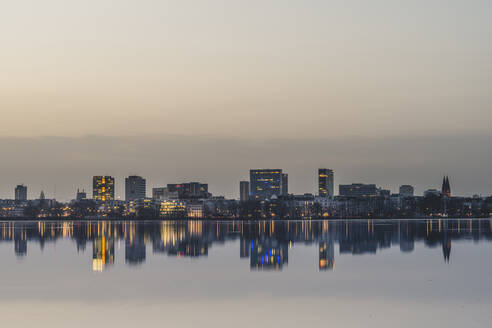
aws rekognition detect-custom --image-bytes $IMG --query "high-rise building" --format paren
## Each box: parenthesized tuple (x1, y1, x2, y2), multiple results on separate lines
(399, 185, 414, 197)
(339, 184, 378, 197)
(15, 185, 27, 201)
(93, 176, 115, 202)
(318, 169, 334, 197)
(250, 169, 284, 200)
(282, 174, 288, 196)
(240, 181, 250, 202)
(125, 175, 146, 201)
(152, 187, 179, 200)
(441, 176, 451, 197)
(166, 182, 210, 199)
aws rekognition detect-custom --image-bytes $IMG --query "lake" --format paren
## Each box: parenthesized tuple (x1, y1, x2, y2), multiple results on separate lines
(0, 219, 491, 327)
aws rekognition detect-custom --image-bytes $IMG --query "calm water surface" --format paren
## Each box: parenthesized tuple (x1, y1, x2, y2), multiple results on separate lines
(0, 219, 491, 328)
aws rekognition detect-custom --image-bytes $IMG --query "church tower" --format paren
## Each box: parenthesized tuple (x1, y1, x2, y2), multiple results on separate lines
(441, 176, 451, 197)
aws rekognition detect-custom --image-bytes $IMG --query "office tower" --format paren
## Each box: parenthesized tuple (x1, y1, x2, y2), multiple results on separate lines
(240, 181, 250, 202)
(76, 189, 87, 201)
(250, 169, 283, 200)
(318, 169, 334, 197)
(152, 187, 165, 200)
(441, 176, 451, 197)
(282, 173, 288, 196)
(15, 185, 27, 201)
(125, 175, 146, 201)
(166, 182, 210, 199)
(339, 183, 378, 197)
(93, 176, 115, 202)
(399, 185, 414, 197)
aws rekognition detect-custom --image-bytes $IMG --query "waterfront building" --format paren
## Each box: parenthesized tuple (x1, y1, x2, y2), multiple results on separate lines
(424, 189, 442, 197)
(167, 182, 210, 199)
(159, 200, 187, 218)
(250, 169, 284, 200)
(92, 176, 115, 202)
(125, 175, 146, 201)
(339, 184, 378, 197)
(318, 169, 334, 197)
(152, 187, 179, 200)
(240, 181, 250, 202)
(15, 185, 27, 201)
(187, 202, 205, 218)
(399, 185, 414, 198)
(282, 174, 289, 196)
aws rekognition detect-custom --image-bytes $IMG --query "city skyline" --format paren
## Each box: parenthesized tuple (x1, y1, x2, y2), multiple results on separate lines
(1, 134, 491, 201)
(3, 2, 492, 327)
(0, 170, 467, 202)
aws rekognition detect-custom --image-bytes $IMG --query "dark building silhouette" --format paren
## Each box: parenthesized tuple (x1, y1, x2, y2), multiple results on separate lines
(15, 184, 27, 201)
(282, 173, 289, 196)
(76, 189, 87, 201)
(125, 175, 146, 201)
(442, 176, 451, 197)
(339, 183, 378, 197)
(240, 181, 250, 202)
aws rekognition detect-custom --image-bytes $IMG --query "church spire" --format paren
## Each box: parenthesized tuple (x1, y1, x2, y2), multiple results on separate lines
(442, 175, 451, 197)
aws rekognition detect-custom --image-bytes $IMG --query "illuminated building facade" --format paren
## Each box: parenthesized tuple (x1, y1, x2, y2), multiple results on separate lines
(240, 181, 250, 202)
(186, 202, 204, 218)
(15, 184, 27, 201)
(125, 175, 146, 201)
(159, 200, 187, 218)
(92, 176, 115, 202)
(250, 169, 284, 200)
(318, 168, 334, 197)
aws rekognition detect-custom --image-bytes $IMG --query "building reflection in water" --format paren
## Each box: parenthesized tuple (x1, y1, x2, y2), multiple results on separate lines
(93, 236, 114, 272)
(0, 219, 491, 271)
(319, 241, 334, 271)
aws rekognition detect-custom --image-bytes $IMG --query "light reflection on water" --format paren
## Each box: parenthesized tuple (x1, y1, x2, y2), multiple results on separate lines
(0, 219, 491, 327)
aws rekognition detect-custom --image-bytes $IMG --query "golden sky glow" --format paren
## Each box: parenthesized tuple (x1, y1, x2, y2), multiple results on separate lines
(1, 0, 491, 138)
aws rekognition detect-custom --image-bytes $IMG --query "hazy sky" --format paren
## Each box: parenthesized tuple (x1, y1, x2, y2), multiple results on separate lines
(1, 1, 491, 198)
(2, 0, 492, 137)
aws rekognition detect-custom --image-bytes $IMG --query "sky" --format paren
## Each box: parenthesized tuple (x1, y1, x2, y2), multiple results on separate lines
(1, 1, 491, 199)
